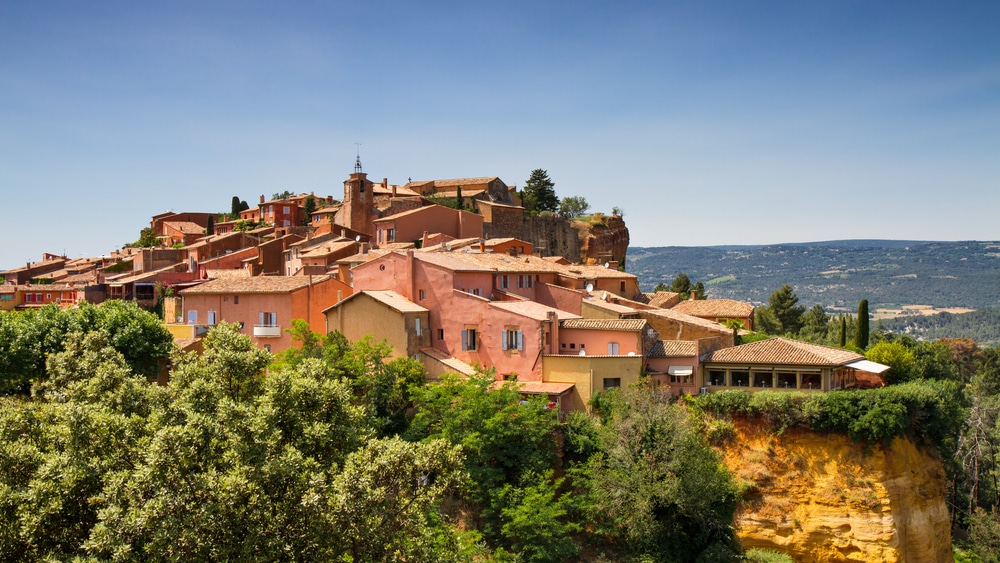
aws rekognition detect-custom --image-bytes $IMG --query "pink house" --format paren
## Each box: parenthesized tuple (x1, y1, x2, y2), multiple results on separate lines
(373, 204, 483, 248)
(351, 250, 581, 380)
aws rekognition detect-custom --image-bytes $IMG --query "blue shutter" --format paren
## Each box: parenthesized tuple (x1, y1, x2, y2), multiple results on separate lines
(461, 329, 468, 351)
(516, 330, 523, 351)
(501, 330, 508, 351)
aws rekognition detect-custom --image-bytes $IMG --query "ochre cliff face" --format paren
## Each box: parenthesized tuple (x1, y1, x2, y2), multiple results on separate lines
(719, 421, 953, 563)
(576, 215, 630, 266)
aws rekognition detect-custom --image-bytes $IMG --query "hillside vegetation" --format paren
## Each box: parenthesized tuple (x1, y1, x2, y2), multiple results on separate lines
(628, 240, 1000, 310)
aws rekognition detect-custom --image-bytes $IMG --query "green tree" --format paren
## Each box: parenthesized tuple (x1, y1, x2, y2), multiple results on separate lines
(856, 299, 870, 349)
(766, 285, 806, 335)
(866, 340, 915, 384)
(206, 214, 215, 235)
(839, 315, 848, 347)
(231, 196, 243, 216)
(754, 306, 782, 335)
(558, 196, 590, 219)
(799, 305, 830, 342)
(498, 471, 580, 563)
(521, 169, 558, 214)
(670, 272, 692, 295)
(583, 385, 739, 560)
(303, 195, 316, 225)
(131, 227, 159, 248)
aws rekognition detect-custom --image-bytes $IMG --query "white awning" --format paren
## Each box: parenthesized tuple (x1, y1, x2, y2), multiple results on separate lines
(667, 366, 693, 376)
(844, 359, 890, 374)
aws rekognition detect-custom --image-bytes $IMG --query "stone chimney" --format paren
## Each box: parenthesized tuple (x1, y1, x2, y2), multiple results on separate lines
(259, 195, 265, 204)
(690, 290, 697, 300)
(479, 239, 485, 253)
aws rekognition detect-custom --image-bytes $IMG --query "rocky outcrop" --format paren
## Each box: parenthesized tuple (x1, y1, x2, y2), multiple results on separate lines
(575, 215, 629, 266)
(719, 421, 952, 562)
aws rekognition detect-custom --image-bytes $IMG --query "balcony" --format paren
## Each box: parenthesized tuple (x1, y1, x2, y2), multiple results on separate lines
(253, 325, 282, 338)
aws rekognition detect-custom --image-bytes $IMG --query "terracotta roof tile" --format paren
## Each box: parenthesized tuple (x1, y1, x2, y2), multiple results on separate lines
(162, 221, 206, 235)
(646, 291, 681, 308)
(179, 275, 330, 295)
(648, 340, 698, 357)
(560, 318, 649, 332)
(671, 299, 754, 318)
(704, 337, 863, 366)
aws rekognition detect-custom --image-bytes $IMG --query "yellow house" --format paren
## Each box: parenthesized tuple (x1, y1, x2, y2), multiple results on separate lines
(324, 290, 430, 359)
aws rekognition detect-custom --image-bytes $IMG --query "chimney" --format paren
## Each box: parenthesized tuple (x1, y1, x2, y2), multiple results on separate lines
(391, 184, 397, 198)
(382, 178, 388, 189)
(259, 195, 265, 204)
(479, 239, 485, 253)
(361, 242, 369, 255)
(422, 231, 429, 248)
(690, 290, 697, 300)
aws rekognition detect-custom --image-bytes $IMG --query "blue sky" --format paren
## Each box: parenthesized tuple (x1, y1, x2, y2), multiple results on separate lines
(2, 1, 998, 269)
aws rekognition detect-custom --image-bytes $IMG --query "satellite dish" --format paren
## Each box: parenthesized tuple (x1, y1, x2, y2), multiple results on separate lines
(604, 262, 609, 268)
(355, 235, 360, 242)
(578, 349, 586, 356)
(586, 283, 594, 292)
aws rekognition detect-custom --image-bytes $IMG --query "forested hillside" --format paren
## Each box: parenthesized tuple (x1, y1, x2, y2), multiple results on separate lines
(878, 309, 1000, 348)
(628, 240, 1000, 310)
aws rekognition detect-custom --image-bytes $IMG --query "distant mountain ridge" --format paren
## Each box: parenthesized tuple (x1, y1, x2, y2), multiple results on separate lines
(627, 240, 1000, 310)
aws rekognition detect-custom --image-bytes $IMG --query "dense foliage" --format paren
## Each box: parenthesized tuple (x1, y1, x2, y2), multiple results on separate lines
(520, 169, 559, 214)
(0, 316, 745, 562)
(0, 301, 173, 394)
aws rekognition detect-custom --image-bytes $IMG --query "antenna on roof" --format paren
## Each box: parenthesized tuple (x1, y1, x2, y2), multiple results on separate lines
(354, 142, 362, 173)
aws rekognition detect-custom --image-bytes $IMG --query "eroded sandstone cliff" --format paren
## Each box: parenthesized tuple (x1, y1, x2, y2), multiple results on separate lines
(719, 420, 952, 562)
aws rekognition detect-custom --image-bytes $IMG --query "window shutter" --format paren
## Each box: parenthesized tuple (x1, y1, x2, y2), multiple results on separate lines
(516, 330, 523, 351)
(462, 329, 468, 351)
(501, 330, 508, 351)
(259, 312, 265, 326)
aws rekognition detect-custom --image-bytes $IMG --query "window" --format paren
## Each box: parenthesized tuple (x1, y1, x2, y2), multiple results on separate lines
(730, 371, 749, 387)
(283, 206, 290, 214)
(776, 372, 797, 389)
(502, 328, 523, 351)
(387, 228, 395, 242)
(462, 328, 478, 351)
(500, 275, 509, 289)
(415, 317, 422, 336)
(801, 373, 822, 390)
(603, 378, 621, 389)
(708, 370, 726, 386)
(620, 281, 626, 292)
(753, 372, 773, 388)
(25, 293, 34, 303)
(35, 293, 42, 302)
(561, 343, 566, 349)
(570, 343, 576, 349)
(467, 288, 481, 296)
(208, 310, 217, 326)
(264, 344, 271, 352)
(187, 310, 197, 325)
(419, 289, 426, 301)
(234, 295, 239, 304)
(438, 328, 444, 340)
(0, 294, 11, 301)
(46, 294, 51, 300)
(259, 311, 277, 327)
(607, 342, 620, 355)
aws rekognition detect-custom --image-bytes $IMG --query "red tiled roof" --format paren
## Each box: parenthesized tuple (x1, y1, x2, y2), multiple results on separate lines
(648, 340, 697, 357)
(671, 299, 754, 318)
(560, 318, 649, 332)
(179, 275, 331, 295)
(704, 337, 863, 366)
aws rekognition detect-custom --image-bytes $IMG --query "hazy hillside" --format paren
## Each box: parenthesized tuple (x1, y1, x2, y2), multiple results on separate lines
(628, 240, 1000, 310)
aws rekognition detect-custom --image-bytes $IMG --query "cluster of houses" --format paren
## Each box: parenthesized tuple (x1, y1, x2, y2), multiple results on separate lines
(1, 163, 888, 412)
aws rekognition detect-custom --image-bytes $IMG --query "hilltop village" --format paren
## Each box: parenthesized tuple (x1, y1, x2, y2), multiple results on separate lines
(0, 163, 888, 411)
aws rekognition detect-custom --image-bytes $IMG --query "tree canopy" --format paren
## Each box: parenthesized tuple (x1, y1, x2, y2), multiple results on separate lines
(521, 169, 559, 214)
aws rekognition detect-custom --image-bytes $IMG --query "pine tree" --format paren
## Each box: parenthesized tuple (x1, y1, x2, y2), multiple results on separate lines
(303, 195, 317, 225)
(856, 300, 870, 349)
(767, 284, 805, 335)
(521, 169, 559, 214)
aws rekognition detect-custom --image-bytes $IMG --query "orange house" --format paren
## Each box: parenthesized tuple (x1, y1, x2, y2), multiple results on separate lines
(178, 275, 353, 353)
(373, 204, 483, 248)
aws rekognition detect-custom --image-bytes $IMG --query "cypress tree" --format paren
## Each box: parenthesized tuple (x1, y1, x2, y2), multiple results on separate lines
(456, 186, 463, 211)
(856, 300, 870, 349)
(206, 215, 215, 235)
(231, 196, 242, 216)
(839, 315, 847, 347)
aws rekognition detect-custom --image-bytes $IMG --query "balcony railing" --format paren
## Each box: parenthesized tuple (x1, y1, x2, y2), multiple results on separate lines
(253, 325, 282, 338)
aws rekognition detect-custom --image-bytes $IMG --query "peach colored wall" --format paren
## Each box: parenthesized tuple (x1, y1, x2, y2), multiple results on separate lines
(534, 282, 584, 315)
(646, 356, 699, 396)
(593, 277, 641, 299)
(557, 328, 641, 356)
(182, 277, 350, 353)
(494, 273, 557, 302)
(376, 206, 484, 246)
(488, 239, 533, 256)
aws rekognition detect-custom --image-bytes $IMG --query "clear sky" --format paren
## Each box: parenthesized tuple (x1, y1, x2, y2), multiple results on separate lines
(2, 1, 998, 269)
